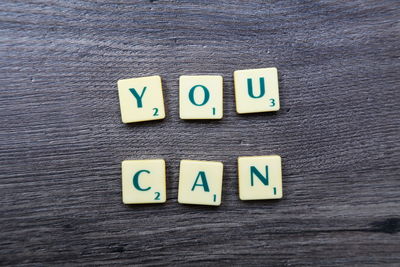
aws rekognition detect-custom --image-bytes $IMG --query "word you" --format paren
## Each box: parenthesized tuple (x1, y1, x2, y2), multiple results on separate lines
(117, 67, 280, 123)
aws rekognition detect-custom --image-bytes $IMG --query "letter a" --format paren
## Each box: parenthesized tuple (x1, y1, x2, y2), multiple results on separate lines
(191, 171, 210, 192)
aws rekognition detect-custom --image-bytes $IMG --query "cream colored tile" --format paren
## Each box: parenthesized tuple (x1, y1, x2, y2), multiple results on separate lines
(117, 75, 166, 123)
(179, 75, 223, 119)
(178, 160, 223, 206)
(238, 155, 282, 200)
(121, 159, 166, 204)
(234, 67, 280, 114)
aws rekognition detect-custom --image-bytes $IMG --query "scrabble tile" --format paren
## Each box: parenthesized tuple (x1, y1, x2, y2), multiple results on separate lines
(238, 155, 282, 200)
(178, 160, 224, 206)
(179, 75, 223, 119)
(117, 75, 166, 123)
(234, 67, 280, 114)
(121, 159, 166, 204)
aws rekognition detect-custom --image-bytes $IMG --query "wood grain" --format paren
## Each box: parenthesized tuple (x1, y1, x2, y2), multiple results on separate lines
(0, 0, 399, 265)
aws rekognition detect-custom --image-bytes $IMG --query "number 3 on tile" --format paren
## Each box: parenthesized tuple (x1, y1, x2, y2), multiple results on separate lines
(153, 108, 159, 116)
(269, 99, 275, 107)
(154, 192, 160, 200)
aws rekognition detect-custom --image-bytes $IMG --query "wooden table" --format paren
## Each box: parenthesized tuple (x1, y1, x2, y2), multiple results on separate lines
(1, 1, 399, 265)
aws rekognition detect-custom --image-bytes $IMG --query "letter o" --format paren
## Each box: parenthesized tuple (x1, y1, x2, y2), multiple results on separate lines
(188, 85, 210, 106)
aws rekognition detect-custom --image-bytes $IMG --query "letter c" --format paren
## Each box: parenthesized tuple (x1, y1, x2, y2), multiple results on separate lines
(133, 170, 151, 191)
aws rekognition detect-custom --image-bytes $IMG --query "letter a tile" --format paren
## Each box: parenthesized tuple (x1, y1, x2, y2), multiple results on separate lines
(117, 75, 166, 123)
(238, 155, 283, 200)
(179, 75, 223, 119)
(234, 67, 280, 114)
(178, 160, 224, 206)
(121, 159, 166, 204)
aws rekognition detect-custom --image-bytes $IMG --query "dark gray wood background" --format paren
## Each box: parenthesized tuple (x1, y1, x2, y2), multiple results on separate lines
(1, 0, 399, 266)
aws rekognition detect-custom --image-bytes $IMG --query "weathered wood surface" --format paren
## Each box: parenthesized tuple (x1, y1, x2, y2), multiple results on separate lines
(1, 0, 399, 265)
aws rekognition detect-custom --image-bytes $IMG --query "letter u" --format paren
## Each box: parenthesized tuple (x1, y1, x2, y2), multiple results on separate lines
(247, 77, 266, 98)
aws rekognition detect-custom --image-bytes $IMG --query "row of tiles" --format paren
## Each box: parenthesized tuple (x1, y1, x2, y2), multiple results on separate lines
(122, 155, 282, 206)
(118, 67, 280, 123)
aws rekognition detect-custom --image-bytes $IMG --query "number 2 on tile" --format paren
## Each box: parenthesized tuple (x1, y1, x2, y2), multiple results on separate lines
(154, 192, 160, 200)
(269, 99, 275, 107)
(153, 108, 159, 116)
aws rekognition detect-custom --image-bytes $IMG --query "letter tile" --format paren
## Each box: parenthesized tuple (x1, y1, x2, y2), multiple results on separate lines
(234, 67, 280, 113)
(117, 75, 166, 123)
(238, 155, 283, 200)
(179, 75, 223, 119)
(121, 159, 166, 204)
(178, 160, 224, 206)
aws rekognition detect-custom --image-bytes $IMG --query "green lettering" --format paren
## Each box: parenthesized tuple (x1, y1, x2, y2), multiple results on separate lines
(133, 169, 151, 191)
(250, 166, 269, 186)
(129, 87, 147, 108)
(153, 107, 159, 116)
(191, 171, 210, 192)
(247, 77, 265, 98)
(269, 98, 275, 107)
(188, 85, 210, 106)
